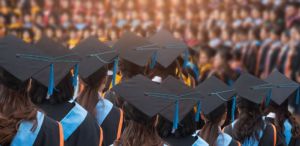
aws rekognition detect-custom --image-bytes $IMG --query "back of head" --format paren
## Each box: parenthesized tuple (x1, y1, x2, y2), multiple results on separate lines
(233, 97, 264, 143)
(29, 72, 74, 104)
(77, 67, 108, 115)
(0, 68, 37, 145)
(200, 104, 227, 146)
(118, 101, 163, 146)
(119, 59, 146, 80)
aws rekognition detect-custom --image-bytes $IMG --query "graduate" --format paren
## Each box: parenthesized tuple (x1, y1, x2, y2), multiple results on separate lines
(73, 36, 124, 146)
(0, 35, 63, 146)
(111, 75, 168, 146)
(194, 76, 240, 146)
(262, 70, 300, 146)
(223, 73, 285, 146)
(25, 36, 103, 146)
(112, 75, 205, 146)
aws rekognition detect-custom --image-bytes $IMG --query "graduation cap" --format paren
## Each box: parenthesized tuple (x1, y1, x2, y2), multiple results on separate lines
(72, 36, 118, 85)
(196, 76, 236, 121)
(144, 76, 203, 132)
(113, 32, 160, 67)
(0, 35, 46, 82)
(263, 69, 300, 105)
(112, 75, 173, 121)
(234, 73, 269, 104)
(149, 29, 189, 68)
(196, 76, 236, 115)
(16, 35, 80, 97)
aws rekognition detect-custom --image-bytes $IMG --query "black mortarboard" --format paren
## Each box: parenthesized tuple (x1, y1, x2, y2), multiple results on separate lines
(149, 29, 189, 68)
(234, 73, 269, 104)
(112, 75, 172, 119)
(18, 35, 80, 96)
(264, 69, 299, 105)
(0, 35, 45, 82)
(72, 36, 118, 80)
(114, 32, 159, 67)
(145, 76, 202, 132)
(196, 76, 236, 115)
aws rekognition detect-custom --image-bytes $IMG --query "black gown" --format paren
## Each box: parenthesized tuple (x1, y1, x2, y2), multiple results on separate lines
(34, 115, 63, 146)
(101, 106, 124, 146)
(38, 101, 103, 146)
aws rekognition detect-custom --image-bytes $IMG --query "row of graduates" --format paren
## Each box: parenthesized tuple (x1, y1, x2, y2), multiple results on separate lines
(0, 29, 300, 146)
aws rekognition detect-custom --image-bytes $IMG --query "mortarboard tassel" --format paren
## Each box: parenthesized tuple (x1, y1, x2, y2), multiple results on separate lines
(195, 101, 201, 122)
(183, 50, 189, 68)
(72, 64, 79, 87)
(112, 58, 119, 87)
(47, 63, 55, 98)
(172, 100, 179, 133)
(150, 52, 157, 69)
(265, 89, 272, 106)
(296, 87, 300, 105)
(231, 96, 236, 122)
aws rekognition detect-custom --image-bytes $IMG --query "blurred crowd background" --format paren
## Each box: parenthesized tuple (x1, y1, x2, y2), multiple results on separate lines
(1, 0, 300, 82)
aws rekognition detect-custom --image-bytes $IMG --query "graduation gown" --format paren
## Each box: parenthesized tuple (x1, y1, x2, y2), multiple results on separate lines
(95, 99, 124, 146)
(9, 111, 63, 146)
(264, 114, 300, 146)
(38, 101, 103, 146)
(223, 119, 286, 146)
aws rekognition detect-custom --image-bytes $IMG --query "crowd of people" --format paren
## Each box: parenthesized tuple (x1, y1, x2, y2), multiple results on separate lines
(1, 0, 300, 146)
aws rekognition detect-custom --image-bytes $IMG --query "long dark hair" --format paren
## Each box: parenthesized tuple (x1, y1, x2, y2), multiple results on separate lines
(29, 72, 74, 104)
(0, 68, 37, 145)
(77, 67, 108, 116)
(233, 97, 264, 143)
(200, 104, 227, 146)
(119, 59, 146, 80)
(266, 100, 300, 138)
(115, 101, 164, 146)
(157, 110, 197, 139)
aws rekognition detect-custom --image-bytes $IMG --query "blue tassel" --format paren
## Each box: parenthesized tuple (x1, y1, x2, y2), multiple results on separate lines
(150, 52, 157, 69)
(72, 64, 79, 87)
(231, 96, 236, 122)
(172, 100, 179, 133)
(296, 88, 300, 105)
(265, 89, 272, 106)
(195, 101, 201, 122)
(112, 58, 119, 87)
(48, 64, 54, 96)
(183, 50, 189, 68)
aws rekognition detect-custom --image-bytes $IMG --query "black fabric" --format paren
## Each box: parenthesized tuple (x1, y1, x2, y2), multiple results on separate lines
(289, 138, 300, 146)
(163, 135, 197, 146)
(38, 102, 102, 146)
(101, 106, 123, 146)
(66, 113, 102, 146)
(33, 115, 61, 146)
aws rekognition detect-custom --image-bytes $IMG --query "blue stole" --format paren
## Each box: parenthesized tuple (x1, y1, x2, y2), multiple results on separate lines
(60, 102, 88, 140)
(95, 98, 113, 125)
(216, 133, 232, 146)
(192, 136, 209, 146)
(284, 119, 292, 145)
(232, 120, 265, 146)
(11, 111, 45, 146)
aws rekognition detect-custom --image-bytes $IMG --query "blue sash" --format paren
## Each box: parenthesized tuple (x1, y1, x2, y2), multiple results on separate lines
(284, 119, 292, 145)
(60, 102, 88, 140)
(11, 111, 45, 146)
(192, 136, 209, 146)
(232, 120, 265, 146)
(95, 98, 113, 125)
(216, 133, 232, 146)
